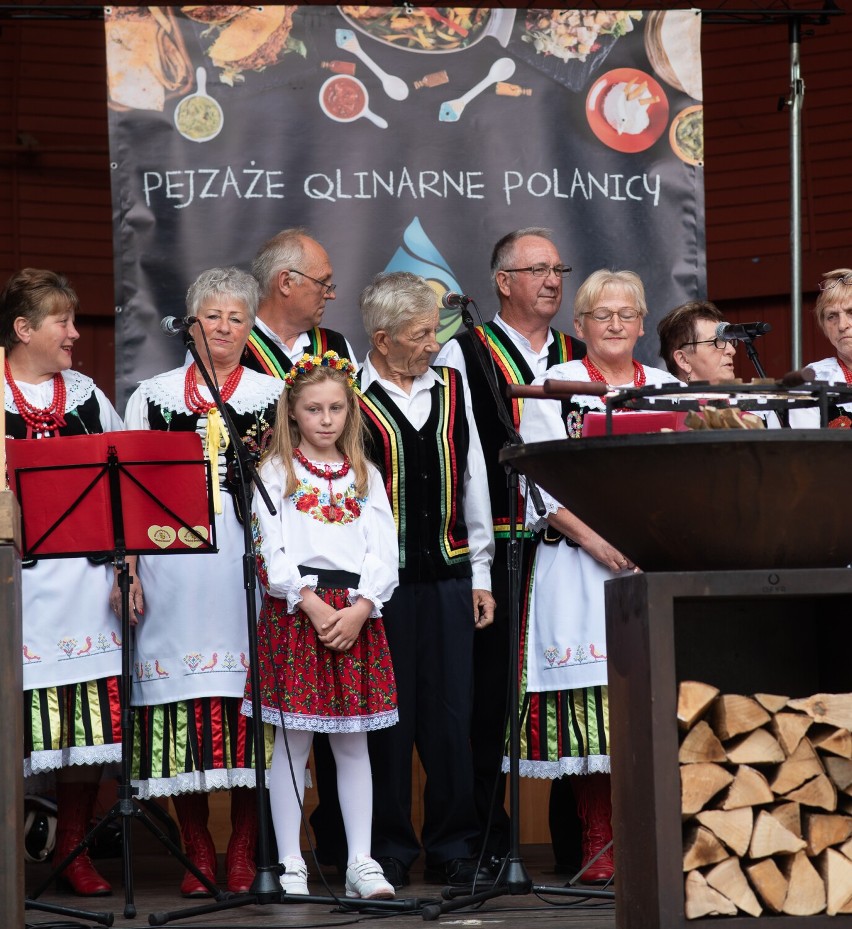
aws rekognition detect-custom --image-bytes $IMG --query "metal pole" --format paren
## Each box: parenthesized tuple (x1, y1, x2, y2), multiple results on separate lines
(788, 15, 804, 370)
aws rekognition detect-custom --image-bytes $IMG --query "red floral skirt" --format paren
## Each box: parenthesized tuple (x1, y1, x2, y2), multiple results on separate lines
(244, 586, 398, 733)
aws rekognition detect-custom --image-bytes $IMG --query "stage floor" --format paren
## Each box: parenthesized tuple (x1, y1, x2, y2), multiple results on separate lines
(25, 845, 616, 928)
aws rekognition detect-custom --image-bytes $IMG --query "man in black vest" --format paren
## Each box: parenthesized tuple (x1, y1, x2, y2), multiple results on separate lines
(246, 227, 356, 377)
(359, 271, 496, 889)
(435, 228, 586, 865)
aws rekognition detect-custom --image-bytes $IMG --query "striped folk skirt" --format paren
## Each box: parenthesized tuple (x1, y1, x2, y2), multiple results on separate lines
(130, 695, 276, 798)
(25, 676, 123, 777)
(504, 551, 611, 779)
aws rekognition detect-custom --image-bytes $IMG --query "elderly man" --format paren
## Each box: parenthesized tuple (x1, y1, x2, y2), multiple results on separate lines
(657, 300, 738, 384)
(359, 271, 496, 889)
(246, 227, 356, 376)
(435, 228, 585, 864)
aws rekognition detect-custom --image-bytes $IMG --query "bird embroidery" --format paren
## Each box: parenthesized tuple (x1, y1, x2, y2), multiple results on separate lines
(76, 636, 93, 656)
(590, 643, 607, 660)
(556, 647, 572, 667)
(22, 645, 41, 661)
(155, 660, 169, 678)
(111, 631, 122, 648)
(200, 652, 218, 672)
(240, 652, 250, 670)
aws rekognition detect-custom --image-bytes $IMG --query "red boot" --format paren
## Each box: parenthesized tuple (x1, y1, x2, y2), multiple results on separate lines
(573, 773, 615, 883)
(172, 793, 217, 897)
(53, 780, 112, 896)
(226, 788, 258, 893)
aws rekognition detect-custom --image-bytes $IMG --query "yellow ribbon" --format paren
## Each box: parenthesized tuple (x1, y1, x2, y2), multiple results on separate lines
(204, 408, 230, 515)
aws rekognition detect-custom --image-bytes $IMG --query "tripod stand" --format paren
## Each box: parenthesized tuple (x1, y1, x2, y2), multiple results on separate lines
(9, 428, 219, 921)
(422, 310, 615, 920)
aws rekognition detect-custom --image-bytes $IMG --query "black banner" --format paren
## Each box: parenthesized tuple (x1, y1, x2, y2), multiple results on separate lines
(106, 6, 705, 406)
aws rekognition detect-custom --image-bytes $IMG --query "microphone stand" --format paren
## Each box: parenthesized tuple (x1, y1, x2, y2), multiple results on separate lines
(151, 330, 419, 924)
(422, 304, 613, 921)
(740, 336, 791, 427)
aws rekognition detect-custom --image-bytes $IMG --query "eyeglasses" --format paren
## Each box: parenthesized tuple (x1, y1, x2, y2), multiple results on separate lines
(581, 308, 641, 323)
(680, 337, 738, 350)
(818, 273, 852, 292)
(289, 269, 336, 296)
(500, 264, 572, 278)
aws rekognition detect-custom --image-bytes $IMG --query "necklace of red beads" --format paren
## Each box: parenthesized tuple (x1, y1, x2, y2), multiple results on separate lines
(4, 360, 67, 437)
(183, 363, 243, 414)
(837, 358, 852, 385)
(582, 356, 646, 389)
(293, 447, 351, 497)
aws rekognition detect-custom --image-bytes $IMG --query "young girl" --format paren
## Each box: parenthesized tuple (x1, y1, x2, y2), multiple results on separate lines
(243, 351, 399, 899)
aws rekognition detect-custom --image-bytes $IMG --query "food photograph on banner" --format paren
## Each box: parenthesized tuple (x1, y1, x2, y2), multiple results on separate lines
(106, 5, 705, 406)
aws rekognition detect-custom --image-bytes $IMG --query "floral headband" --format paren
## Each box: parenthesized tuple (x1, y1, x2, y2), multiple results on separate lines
(283, 351, 357, 389)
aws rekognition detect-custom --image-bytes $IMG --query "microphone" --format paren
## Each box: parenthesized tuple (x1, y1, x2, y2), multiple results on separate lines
(715, 321, 772, 342)
(160, 315, 199, 335)
(441, 291, 472, 309)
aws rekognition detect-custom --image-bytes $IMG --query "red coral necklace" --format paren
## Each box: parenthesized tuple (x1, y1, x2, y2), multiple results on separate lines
(184, 363, 243, 414)
(293, 447, 350, 497)
(4, 360, 67, 437)
(582, 356, 646, 388)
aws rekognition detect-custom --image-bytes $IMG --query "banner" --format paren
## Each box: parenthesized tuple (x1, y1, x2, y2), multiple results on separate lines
(106, 6, 705, 407)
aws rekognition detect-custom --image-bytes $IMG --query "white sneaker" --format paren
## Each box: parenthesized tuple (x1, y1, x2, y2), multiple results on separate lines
(345, 855, 396, 899)
(279, 856, 308, 895)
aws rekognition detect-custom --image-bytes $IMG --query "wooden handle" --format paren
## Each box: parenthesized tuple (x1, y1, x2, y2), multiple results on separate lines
(505, 381, 609, 399)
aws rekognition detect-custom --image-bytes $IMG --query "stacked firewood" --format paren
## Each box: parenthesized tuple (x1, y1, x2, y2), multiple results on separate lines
(679, 682, 852, 918)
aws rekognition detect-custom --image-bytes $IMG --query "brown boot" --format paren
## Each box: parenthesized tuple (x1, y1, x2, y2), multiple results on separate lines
(226, 788, 258, 892)
(172, 793, 217, 897)
(53, 780, 112, 896)
(573, 773, 615, 883)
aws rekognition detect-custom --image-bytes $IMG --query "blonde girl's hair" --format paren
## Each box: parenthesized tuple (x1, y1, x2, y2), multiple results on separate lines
(265, 363, 369, 497)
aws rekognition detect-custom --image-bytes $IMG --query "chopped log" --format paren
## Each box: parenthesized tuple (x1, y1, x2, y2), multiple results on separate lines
(781, 850, 827, 916)
(824, 756, 852, 791)
(722, 765, 773, 810)
(812, 725, 852, 759)
(788, 694, 852, 730)
(769, 802, 802, 839)
(678, 681, 720, 731)
(770, 738, 824, 795)
(806, 813, 852, 856)
(681, 763, 735, 816)
(770, 711, 812, 756)
(683, 824, 730, 871)
(819, 849, 852, 915)
(710, 694, 771, 740)
(745, 858, 789, 913)
(684, 870, 737, 919)
(726, 728, 785, 765)
(754, 693, 790, 714)
(679, 721, 727, 764)
(749, 810, 807, 858)
(839, 836, 852, 861)
(705, 858, 763, 917)
(695, 807, 753, 857)
(785, 774, 837, 812)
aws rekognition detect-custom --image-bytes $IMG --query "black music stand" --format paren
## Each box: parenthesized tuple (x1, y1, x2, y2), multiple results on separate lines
(10, 430, 218, 921)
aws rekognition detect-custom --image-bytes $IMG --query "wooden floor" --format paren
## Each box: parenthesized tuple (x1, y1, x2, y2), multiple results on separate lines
(26, 844, 616, 929)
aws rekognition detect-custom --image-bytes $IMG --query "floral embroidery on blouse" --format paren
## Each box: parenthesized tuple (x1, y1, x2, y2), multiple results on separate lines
(251, 514, 270, 589)
(291, 477, 365, 525)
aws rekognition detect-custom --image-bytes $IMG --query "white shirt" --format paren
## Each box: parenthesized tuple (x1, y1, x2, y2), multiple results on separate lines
(254, 316, 358, 368)
(435, 313, 560, 381)
(360, 354, 494, 590)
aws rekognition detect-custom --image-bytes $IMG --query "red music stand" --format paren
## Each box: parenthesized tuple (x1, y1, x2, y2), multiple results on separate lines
(8, 430, 222, 921)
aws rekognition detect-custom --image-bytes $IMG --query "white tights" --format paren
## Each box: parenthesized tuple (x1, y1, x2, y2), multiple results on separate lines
(269, 727, 373, 865)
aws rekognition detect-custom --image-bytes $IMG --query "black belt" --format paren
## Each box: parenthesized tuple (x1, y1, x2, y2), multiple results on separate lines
(541, 526, 580, 548)
(298, 565, 360, 589)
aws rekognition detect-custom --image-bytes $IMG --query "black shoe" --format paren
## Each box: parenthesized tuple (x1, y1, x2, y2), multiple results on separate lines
(424, 857, 495, 887)
(376, 856, 409, 890)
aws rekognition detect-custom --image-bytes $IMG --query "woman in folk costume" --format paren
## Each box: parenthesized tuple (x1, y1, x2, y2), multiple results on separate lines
(515, 269, 679, 882)
(122, 267, 283, 895)
(2, 268, 125, 895)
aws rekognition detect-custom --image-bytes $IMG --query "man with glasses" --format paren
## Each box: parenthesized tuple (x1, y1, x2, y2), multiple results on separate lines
(657, 300, 739, 384)
(436, 228, 585, 869)
(246, 228, 356, 378)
